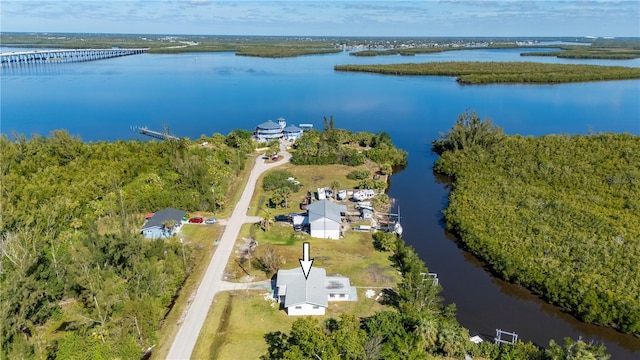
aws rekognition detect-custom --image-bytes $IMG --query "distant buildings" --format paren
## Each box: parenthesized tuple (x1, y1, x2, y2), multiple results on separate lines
(254, 119, 285, 142)
(254, 117, 310, 142)
(283, 124, 303, 141)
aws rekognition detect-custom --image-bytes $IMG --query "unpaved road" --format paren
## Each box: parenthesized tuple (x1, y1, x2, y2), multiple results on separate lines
(167, 152, 290, 359)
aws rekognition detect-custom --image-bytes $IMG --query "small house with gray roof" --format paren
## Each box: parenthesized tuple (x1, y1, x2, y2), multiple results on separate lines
(283, 124, 303, 141)
(306, 199, 347, 239)
(140, 208, 186, 239)
(275, 267, 356, 316)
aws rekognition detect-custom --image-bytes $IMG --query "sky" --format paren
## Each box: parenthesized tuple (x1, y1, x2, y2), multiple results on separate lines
(1, 1, 639, 37)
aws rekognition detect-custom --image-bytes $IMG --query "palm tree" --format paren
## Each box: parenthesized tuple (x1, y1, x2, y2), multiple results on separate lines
(162, 219, 177, 235)
(259, 207, 273, 232)
(280, 187, 291, 208)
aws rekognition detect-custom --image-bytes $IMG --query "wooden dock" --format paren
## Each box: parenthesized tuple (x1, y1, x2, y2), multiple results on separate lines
(133, 126, 179, 141)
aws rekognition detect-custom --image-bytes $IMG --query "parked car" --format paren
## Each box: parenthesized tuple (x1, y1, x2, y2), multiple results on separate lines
(188, 217, 203, 223)
(205, 217, 217, 224)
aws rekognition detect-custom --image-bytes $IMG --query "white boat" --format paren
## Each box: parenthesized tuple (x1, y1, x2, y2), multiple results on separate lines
(393, 206, 402, 236)
(394, 222, 403, 236)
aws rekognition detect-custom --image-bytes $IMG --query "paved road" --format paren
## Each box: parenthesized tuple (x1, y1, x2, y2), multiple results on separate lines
(167, 152, 291, 359)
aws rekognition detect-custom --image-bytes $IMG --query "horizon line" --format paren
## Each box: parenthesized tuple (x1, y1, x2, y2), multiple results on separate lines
(2, 31, 638, 40)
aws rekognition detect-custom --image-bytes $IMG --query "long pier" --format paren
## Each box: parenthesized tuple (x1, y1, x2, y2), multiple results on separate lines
(0, 48, 147, 67)
(133, 126, 180, 141)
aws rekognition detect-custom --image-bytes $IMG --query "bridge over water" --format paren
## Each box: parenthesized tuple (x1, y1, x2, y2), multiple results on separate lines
(0, 48, 147, 67)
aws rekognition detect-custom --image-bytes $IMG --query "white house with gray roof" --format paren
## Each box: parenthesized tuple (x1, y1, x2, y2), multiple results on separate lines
(283, 124, 303, 140)
(275, 267, 356, 316)
(306, 199, 347, 239)
(140, 208, 186, 239)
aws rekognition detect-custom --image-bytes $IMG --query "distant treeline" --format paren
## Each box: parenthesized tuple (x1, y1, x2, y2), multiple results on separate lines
(349, 44, 523, 57)
(334, 61, 640, 84)
(0, 32, 340, 58)
(521, 48, 640, 60)
(433, 111, 640, 336)
(350, 39, 640, 60)
(522, 40, 640, 60)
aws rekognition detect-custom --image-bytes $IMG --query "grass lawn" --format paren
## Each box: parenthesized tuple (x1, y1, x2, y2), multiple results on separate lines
(224, 222, 398, 287)
(249, 162, 379, 218)
(192, 287, 393, 360)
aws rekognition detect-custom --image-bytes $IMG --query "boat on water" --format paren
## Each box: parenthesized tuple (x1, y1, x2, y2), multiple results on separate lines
(394, 222, 403, 236)
(394, 206, 403, 236)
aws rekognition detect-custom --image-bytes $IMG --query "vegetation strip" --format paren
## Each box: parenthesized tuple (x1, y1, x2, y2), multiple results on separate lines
(334, 61, 640, 84)
(433, 110, 640, 336)
(349, 44, 524, 57)
(349, 39, 640, 60)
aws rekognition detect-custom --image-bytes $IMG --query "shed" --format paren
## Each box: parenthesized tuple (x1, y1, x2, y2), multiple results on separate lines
(361, 208, 374, 219)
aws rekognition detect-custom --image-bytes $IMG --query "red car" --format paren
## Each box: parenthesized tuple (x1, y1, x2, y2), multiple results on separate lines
(188, 217, 203, 223)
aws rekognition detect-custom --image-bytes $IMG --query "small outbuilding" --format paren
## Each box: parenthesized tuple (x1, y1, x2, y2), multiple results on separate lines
(140, 208, 186, 239)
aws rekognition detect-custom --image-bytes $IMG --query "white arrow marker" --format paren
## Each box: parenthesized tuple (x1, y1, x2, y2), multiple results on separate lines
(299, 242, 314, 280)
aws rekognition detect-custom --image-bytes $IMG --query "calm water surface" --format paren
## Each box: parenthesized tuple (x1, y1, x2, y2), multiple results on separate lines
(2, 48, 639, 358)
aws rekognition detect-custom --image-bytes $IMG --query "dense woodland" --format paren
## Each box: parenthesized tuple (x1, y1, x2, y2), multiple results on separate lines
(334, 62, 640, 84)
(262, 232, 609, 359)
(433, 111, 640, 336)
(0, 130, 253, 358)
(291, 117, 408, 169)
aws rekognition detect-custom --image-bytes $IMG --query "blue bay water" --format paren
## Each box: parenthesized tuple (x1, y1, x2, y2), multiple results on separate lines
(2, 49, 639, 140)
(2, 47, 640, 357)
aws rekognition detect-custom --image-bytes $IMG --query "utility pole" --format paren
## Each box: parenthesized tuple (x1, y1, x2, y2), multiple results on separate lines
(211, 184, 216, 213)
(180, 238, 186, 267)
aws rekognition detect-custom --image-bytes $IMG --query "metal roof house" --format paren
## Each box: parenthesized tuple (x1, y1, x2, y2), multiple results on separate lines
(275, 267, 356, 316)
(255, 119, 284, 142)
(140, 208, 186, 239)
(306, 199, 347, 239)
(283, 124, 303, 140)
